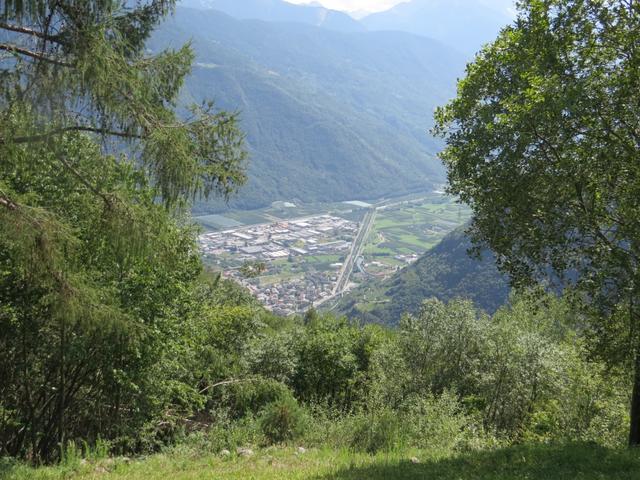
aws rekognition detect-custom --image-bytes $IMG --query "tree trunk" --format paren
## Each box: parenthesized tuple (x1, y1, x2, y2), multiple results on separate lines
(58, 315, 66, 461)
(629, 286, 640, 447)
(630, 345, 640, 446)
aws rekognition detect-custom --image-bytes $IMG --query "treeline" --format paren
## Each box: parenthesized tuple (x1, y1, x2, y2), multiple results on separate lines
(178, 293, 630, 455)
(198, 294, 628, 453)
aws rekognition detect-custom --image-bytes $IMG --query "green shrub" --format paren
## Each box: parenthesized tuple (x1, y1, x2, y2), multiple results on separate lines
(402, 391, 468, 456)
(172, 414, 264, 454)
(245, 332, 298, 383)
(259, 393, 308, 444)
(348, 408, 403, 454)
(222, 378, 291, 418)
(165, 404, 265, 455)
(298, 402, 347, 447)
(521, 359, 629, 448)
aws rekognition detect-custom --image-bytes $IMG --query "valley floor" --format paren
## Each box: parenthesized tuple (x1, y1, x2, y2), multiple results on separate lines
(4, 443, 640, 480)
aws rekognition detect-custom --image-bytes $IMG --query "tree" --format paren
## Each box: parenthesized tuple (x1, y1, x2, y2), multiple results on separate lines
(434, 0, 640, 445)
(0, 0, 246, 461)
(240, 260, 267, 278)
(292, 315, 371, 410)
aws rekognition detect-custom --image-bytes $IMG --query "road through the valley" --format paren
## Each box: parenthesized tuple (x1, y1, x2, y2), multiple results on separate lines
(330, 207, 377, 298)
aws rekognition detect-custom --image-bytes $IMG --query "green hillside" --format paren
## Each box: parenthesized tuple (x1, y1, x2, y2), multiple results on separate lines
(335, 226, 510, 324)
(150, 8, 465, 211)
(4, 1, 640, 476)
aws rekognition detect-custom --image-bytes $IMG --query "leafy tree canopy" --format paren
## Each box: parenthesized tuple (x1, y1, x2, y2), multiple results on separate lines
(434, 0, 640, 444)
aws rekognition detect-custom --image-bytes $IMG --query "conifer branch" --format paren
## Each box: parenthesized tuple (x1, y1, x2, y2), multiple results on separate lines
(0, 43, 72, 67)
(0, 22, 62, 43)
(1, 125, 145, 145)
(54, 156, 115, 208)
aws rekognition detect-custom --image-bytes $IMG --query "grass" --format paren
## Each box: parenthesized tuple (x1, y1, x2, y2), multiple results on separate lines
(3, 443, 640, 480)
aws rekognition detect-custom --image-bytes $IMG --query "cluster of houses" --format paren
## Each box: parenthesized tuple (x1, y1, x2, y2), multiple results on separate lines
(250, 272, 336, 315)
(199, 215, 359, 314)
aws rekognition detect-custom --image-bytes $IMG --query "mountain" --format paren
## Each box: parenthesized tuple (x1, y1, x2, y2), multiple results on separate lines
(151, 8, 465, 211)
(334, 226, 510, 325)
(362, 0, 512, 56)
(180, 0, 365, 32)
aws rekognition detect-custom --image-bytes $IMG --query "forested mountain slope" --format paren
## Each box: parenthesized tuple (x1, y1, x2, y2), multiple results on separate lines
(151, 8, 465, 211)
(362, 0, 511, 56)
(336, 226, 510, 325)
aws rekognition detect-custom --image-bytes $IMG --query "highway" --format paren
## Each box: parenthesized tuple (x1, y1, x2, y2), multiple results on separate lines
(312, 207, 376, 309)
(332, 207, 377, 295)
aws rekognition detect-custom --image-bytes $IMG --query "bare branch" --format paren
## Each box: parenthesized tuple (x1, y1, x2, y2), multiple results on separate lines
(198, 378, 257, 394)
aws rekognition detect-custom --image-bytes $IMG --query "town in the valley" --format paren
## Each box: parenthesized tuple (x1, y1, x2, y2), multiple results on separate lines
(199, 214, 367, 315)
(198, 194, 468, 315)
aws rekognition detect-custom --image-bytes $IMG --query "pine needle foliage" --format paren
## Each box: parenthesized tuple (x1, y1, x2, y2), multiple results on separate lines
(0, 0, 247, 463)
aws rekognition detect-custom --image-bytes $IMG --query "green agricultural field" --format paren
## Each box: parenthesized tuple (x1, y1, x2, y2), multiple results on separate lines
(304, 254, 343, 266)
(194, 214, 244, 231)
(254, 255, 342, 286)
(194, 202, 369, 232)
(225, 211, 273, 225)
(5, 444, 640, 480)
(361, 195, 470, 273)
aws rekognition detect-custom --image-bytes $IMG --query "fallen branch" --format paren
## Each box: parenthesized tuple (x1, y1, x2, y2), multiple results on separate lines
(0, 193, 18, 211)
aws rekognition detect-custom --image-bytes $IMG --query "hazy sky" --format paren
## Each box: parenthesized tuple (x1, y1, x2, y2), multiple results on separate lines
(285, 0, 517, 16)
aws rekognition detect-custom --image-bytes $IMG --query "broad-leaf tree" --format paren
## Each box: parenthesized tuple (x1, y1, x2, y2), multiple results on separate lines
(434, 0, 640, 445)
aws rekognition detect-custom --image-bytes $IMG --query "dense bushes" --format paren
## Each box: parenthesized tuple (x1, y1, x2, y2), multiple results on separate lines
(174, 293, 629, 457)
(1, 283, 631, 462)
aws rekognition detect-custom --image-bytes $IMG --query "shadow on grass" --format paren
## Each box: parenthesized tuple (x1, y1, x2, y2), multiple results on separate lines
(315, 443, 640, 480)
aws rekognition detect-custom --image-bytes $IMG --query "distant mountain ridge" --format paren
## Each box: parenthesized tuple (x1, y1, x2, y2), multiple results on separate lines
(361, 0, 511, 55)
(182, 0, 513, 56)
(180, 0, 365, 32)
(151, 8, 465, 211)
(335, 226, 510, 325)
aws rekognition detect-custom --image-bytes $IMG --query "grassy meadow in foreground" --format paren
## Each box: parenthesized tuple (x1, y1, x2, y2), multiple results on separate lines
(3, 444, 640, 480)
